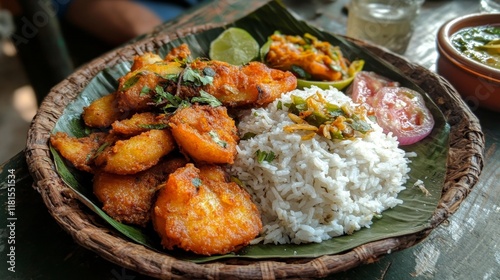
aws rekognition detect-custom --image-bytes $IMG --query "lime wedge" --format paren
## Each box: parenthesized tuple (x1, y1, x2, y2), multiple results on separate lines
(209, 27, 259, 65)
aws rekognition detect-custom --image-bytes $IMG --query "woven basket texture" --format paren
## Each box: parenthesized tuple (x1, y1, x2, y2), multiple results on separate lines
(25, 24, 484, 279)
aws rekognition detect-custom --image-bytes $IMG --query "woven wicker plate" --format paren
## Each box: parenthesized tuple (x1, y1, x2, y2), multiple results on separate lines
(25, 2, 484, 279)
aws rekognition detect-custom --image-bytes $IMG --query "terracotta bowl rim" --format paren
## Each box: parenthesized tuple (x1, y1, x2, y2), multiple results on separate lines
(437, 12, 500, 83)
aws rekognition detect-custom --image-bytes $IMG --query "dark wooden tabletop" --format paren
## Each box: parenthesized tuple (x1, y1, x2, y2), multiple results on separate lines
(1, 0, 499, 279)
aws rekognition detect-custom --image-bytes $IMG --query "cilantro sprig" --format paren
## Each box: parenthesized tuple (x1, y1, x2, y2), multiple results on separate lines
(121, 72, 143, 91)
(151, 85, 189, 112)
(148, 63, 221, 112)
(182, 66, 214, 86)
(191, 90, 222, 107)
(255, 150, 275, 163)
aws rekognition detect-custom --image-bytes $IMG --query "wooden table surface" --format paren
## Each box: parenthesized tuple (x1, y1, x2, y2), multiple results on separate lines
(1, 0, 499, 279)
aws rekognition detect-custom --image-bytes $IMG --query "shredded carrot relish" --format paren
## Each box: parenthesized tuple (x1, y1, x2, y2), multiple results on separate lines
(282, 92, 372, 141)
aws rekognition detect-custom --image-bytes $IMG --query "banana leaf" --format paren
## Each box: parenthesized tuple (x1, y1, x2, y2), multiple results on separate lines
(51, 0, 449, 263)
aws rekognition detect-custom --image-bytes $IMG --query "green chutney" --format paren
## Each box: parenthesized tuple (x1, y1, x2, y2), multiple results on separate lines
(451, 25, 500, 69)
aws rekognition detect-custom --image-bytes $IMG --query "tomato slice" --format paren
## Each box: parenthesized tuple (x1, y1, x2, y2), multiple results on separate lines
(373, 87, 435, 146)
(348, 71, 400, 106)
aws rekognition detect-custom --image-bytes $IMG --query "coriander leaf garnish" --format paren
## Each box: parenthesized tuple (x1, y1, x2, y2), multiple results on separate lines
(277, 100, 283, 110)
(191, 90, 222, 107)
(121, 72, 143, 91)
(163, 73, 179, 81)
(149, 62, 218, 112)
(209, 130, 228, 148)
(140, 86, 150, 96)
(152, 85, 186, 112)
(155, 85, 178, 105)
(255, 150, 275, 163)
(182, 66, 214, 86)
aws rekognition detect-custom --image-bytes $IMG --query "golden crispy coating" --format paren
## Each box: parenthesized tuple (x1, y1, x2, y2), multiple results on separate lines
(82, 93, 127, 128)
(265, 33, 350, 81)
(95, 129, 176, 175)
(189, 60, 297, 107)
(93, 157, 187, 227)
(168, 105, 238, 164)
(51, 43, 290, 255)
(116, 62, 183, 112)
(110, 112, 168, 136)
(164, 44, 191, 62)
(117, 44, 296, 112)
(131, 52, 163, 72)
(152, 163, 262, 255)
(50, 132, 115, 173)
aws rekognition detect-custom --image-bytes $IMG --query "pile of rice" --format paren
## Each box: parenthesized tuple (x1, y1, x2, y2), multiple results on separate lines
(229, 86, 412, 245)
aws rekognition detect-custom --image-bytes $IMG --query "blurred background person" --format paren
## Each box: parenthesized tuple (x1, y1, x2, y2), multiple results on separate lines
(0, 0, 206, 162)
(54, 0, 206, 46)
(0, 0, 206, 104)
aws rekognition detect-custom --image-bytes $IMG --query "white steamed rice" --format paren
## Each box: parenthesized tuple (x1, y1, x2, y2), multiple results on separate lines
(229, 86, 412, 245)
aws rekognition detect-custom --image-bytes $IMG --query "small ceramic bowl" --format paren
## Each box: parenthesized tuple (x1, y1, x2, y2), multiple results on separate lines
(436, 13, 500, 112)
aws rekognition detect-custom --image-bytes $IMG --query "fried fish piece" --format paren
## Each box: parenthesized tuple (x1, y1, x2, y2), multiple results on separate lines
(265, 33, 350, 81)
(82, 92, 128, 128)
(93, 157, 187, 227)
(189, 60, 297, 107)
(110, 112, 169, 136)
(117, 44, 296, 111)
(116, 44, 193, 112)
(116, 62, 184, 112)
(131, 52, 163, 72)
(152, 163, 262, 255)
(94, 129, 176, 175)
(168, 105, 238, 164)
(50, 132, 116, 173)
